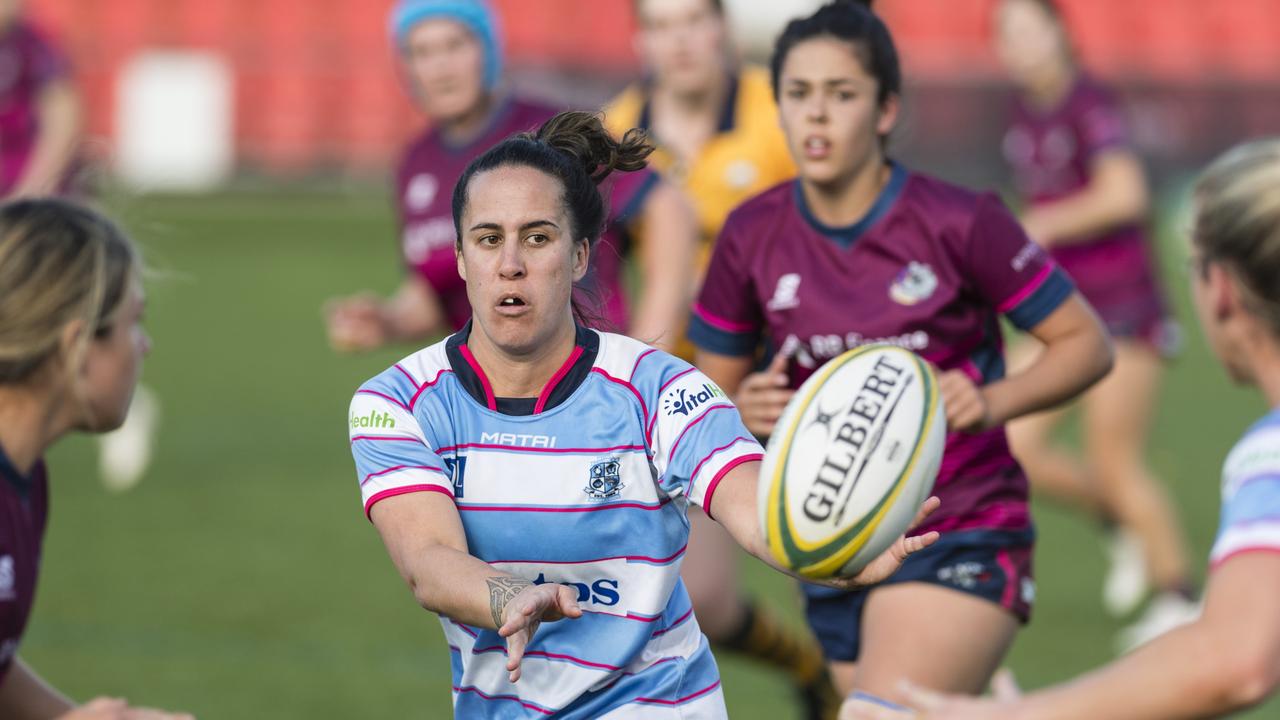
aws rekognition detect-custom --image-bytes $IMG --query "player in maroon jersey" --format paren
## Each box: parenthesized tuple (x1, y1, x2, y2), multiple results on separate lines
(690, 0, 1113, 705)
(993, 0, 1197, 647)
(0, 199, 189, 719)
(325, 0, 695, 353)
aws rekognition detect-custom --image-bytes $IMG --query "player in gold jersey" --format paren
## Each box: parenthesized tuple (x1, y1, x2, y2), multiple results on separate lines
(605, 2, 835, 718)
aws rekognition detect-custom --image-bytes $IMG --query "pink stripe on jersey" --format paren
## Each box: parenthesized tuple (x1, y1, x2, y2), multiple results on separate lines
(692, 302, 755, 333)
(458, 344, 497, 410)
(457, 498, 672, 513)
(646, 368, 697, 442)
(1211, 546, 1280, 571)
(651, 608, 694, 638)
(393, 363, 418, 388)
(591, 368, 649, 429)
(534, 345, 584, 414)
(664, 404, 738, 483)
(361, 464, 446, 486)
(489, 544, 687, 566)
(452, 686, 555, 716)
(355, 388, 409, 412)
(471, 644, 623, 672)
(410, 368, 453, 409)
(364, 484, 453, 520)
(703, 453, 764, 520)
(997, 264, 1053, 313)
(688, 436, 755, 492)
(350, 435, 420, 444)
(634, 679, 722, 706)
(581, 609, 664, 623)
(631, 348, 658, 377)
(436, 442, 646, 456)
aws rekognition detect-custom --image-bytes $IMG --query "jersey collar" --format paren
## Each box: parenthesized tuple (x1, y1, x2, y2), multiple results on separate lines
(637, 72, 741, 135)
(794, 162, 909, 249)
(446, 320, 600, 416)
(0, 441, 35, 495)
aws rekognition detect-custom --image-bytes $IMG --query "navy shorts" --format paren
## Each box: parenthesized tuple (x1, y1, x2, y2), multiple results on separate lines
(802, 528, 1035, 662)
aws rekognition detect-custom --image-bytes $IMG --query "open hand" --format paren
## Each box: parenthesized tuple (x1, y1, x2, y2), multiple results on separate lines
(497, 582, 584, 683)
(823, 496, 942, 591)
(324, 293, 389, 352)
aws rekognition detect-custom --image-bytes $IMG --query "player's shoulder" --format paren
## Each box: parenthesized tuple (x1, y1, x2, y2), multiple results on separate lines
(353, 337, 453, 406)
(722, 179, 796, 234)
(1223, 411, 1280, 491)
(593, 331, 697, 390)
(898, 170, 1011, 233)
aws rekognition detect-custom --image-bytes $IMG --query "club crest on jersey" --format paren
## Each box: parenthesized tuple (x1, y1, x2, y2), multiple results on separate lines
(889, 262, 938, 306)
(767, 273, 802, 311)
(585, 457, 624, 500)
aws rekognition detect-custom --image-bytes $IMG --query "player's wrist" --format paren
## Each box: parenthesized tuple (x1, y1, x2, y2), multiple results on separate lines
(486, 576, 533, 629)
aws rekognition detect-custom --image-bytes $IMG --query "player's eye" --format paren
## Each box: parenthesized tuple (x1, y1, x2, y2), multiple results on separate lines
(525, 233, 550, 246)
(836, 90, 856, 101)
(478, 234, 501, 247)
(786, 87, 807, 100)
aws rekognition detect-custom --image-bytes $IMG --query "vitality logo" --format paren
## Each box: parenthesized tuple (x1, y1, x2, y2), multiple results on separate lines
(662, 383, 726, 417)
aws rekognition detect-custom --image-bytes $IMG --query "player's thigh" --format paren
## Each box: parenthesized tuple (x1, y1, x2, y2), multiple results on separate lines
(854, 583, 1019, 700)
(1081, 340, 1164, 470)
(681, 507, 742, 614)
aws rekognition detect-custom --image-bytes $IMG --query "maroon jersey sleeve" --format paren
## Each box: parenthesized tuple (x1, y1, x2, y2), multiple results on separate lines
(688, 216, 763, 357)
(962, 194, 1075, 331)
(1075, 84, 1129, 159)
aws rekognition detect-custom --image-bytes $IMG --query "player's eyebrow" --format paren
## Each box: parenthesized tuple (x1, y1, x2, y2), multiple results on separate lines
(468, 220, 561, 233)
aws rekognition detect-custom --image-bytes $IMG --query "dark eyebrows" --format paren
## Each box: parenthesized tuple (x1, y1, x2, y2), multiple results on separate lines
(467, 219, 561, 233)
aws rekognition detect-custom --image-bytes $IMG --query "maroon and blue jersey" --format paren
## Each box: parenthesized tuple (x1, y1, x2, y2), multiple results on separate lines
(0, 21, 71, 196)
(690, 166, 1075, 534)
(1004, 74, 1170, 346)
(0, 446, 47, 683)
(396, 98, 650, 334)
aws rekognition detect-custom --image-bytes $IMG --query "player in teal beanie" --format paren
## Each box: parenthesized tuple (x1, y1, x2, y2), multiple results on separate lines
(390, 0, 502, 90)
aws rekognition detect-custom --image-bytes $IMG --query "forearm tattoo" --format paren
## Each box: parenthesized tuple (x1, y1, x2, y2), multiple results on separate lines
(487, 576, 533, 628)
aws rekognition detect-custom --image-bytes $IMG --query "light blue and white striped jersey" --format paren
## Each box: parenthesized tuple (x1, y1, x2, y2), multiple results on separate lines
(1211, 408, 1280, 569)
(348, 324, 762, 718)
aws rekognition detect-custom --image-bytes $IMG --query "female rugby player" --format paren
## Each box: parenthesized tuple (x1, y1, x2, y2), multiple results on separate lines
(327, 0, 695, 352)
(865, 138, 1280, 720)
(689, 0, 1112, 705)
(994, 0, 1197, 645)
(347, 110, 938, 718)
(0, 199, 189, 719)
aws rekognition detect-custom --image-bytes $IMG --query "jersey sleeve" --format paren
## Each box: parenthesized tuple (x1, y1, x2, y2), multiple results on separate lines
(647, 363, 763, 517)
(963, 194, 1075, 331)
(26, 27, 70, 89)
(348, 385, 452, 520)
(1075, 85, 1130, 159)
(1211, 424, 1280, 569)
(688, 218, 763, 357)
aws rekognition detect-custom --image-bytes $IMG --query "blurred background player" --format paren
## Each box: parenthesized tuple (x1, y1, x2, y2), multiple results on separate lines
(991, 0, 1198, 649)
(877, 138, 1280, 720)
(690, 0, 1113, 705)
(604, 2, 834, 714)
(0, 0, 156, 494)
(326, 0, 697, 353)
(0, 199, 189, 720)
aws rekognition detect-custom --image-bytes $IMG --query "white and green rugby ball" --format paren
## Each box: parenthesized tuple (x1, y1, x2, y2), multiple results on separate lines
(759, 344, 946, 579)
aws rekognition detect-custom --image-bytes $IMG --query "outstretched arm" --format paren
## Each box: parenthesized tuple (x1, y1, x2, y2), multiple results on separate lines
(371, 492, 583, 682)
(702, 460, 940, 590)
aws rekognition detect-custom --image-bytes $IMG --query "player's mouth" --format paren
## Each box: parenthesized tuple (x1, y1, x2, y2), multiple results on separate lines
(496, 293, 530, 316)
(803, 135, 832, 161)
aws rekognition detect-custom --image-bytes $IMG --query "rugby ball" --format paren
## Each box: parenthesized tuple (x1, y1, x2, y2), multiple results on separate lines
(758, 344, 945, 579)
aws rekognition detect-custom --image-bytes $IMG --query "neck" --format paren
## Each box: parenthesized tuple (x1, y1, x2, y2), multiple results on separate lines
(467, 317, 578, 398)
(1025, 62, 1075, 110)
(1251, 337, 1280, 410)
(801, 157, 892, 228)
(439, 92, 498, 146)
(0, 383, 68, 475)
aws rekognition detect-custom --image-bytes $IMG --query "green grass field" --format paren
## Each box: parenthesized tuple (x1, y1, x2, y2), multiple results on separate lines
(22, 189, 1277, 718)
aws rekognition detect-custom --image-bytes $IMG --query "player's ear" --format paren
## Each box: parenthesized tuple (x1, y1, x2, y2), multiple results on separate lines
(876, 93, 901, 137)
(571, 239, 589, 282)
(456, 243, 467, 282)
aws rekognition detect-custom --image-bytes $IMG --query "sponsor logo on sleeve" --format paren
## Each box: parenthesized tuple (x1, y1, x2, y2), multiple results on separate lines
(350, 410, 396, 430)
(585, 456, 624, 500)
(662, 381, 727, 417)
